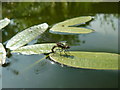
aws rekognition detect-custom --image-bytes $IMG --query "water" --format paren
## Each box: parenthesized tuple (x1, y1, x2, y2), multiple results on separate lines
(1, 2, 119, 88)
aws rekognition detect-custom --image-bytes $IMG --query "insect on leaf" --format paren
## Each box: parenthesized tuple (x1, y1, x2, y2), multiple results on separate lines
(49, 51, 119, 70)
(0, 18, 10, 30)
(0, 43, 6, 65)
(6, 23, 49, 50)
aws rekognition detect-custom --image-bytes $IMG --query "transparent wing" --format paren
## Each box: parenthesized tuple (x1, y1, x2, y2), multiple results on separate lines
(58, 41, 67, 45)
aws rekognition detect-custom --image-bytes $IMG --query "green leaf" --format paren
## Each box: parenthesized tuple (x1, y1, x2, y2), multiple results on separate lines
(6, 23, 49, 50)
(57, 16, 93, 26)
(0, 18, 10, 30)
(11, 43, 56, 55)
(49, 51, 119, 70)
(0, 43, 6, 65)
(50, 16, 94, 34)
(50, 26, 93, 34)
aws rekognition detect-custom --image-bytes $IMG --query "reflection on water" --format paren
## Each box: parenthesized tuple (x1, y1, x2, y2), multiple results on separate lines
(0, 2, 2, 87)
(0, 2, 2, 43)
(34, 59, 52, 74)
(70, 14, 118, 53)
(2, 2, 119, 88)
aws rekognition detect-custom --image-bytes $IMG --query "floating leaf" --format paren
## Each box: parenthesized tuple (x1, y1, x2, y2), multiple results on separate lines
(49, 51, 119, 70)
(50, 26, 93, 34)
(0, 43, 6, 65)
(6, 23, 49, 50)
(50, 16, 94, 34)
(11, 43, 56, 55)
(56, 16, 93, 26)
(0, 18, 10, 30)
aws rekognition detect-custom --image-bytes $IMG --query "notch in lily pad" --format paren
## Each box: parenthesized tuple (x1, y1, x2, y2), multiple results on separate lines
(50, 16, 94, 34)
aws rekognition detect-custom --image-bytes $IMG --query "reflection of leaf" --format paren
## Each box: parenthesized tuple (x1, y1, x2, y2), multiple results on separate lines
(0, 43, 6, 65)
(11, 43, 56, 55)
(0, 18, 10, 30)
(6, 23, 49, 50)
(50, 51, 119, 70)
(50, 16, 94, 34)
(21, 56, 46, 73)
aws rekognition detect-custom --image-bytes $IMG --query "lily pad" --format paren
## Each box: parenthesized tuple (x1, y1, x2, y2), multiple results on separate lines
(49, 51, 119, 70)
(0, 18, 10, 30)
(11, 43, 56, 55)
(0, 43, 6, 65)
(6, 23, 49, 50)
(55, 16, 93, 26)
(50, 26, 93, 34)
(50, 16, 94, 34)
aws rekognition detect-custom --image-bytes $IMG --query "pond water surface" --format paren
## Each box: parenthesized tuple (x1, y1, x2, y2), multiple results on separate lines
(1, 2, 119, 88)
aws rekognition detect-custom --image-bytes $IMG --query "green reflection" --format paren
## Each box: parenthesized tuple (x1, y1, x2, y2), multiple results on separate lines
(2, 2, 118, 43)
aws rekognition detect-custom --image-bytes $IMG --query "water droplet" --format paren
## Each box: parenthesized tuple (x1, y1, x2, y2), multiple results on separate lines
(50, 61, 55, 64)
(61, 64, 64, 67)
(17, 53, 20, 55)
